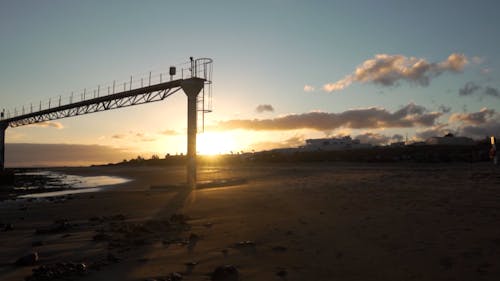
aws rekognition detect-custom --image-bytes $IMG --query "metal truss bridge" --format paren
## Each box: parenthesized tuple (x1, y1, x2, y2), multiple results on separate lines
(0, 57, 213, 187)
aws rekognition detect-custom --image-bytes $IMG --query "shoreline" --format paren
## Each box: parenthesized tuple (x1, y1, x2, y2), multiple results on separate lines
(0, 169, 132, 201)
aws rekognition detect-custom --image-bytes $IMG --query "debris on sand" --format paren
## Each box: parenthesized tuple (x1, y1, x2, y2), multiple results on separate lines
(25, 262, 87, 281)
(211, 265, 239, 281)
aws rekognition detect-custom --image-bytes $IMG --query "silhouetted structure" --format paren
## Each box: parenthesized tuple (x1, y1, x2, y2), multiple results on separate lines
(0, 58, 213, 188)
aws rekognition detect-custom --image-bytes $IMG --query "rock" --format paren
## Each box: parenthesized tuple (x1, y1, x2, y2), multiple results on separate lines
(189, 233, 199, 243)
(14, 252, 39, 266)
(112, 214, 126, 220)
(276, 269, 287, 278)
(93, 233, 111, 241)
(107, 253, 121, 263)
(439, 256, 454, 269)
(88, 216, 101, 222)
(76, 262, 87, 273)
(3, 223, 14, 231)
(211, 265, 239, 281)
(235, 241, 255, 248)
(35, 220, 72, 234)
(272, 246, 287, 252)
(32, 241, 44, 247)
(166, 272, 183, 281)
(170, 214, 188, 224)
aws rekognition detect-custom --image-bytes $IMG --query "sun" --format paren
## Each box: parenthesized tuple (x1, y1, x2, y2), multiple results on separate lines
(197, 132, 236, 155)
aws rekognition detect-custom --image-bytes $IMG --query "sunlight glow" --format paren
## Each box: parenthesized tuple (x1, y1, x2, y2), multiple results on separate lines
(197, 132, 236, 155)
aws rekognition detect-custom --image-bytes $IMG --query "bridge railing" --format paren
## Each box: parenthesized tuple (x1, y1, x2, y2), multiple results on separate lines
(1, 58, 213, 121)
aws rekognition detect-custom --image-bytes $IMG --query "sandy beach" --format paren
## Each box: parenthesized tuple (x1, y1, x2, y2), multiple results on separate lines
(1, 162, 500, 281)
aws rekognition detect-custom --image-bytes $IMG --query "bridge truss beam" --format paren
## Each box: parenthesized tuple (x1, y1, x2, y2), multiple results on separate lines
(5, 80, 183, 128)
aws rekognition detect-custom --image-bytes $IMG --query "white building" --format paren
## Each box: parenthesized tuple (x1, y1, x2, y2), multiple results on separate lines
(300, 136, 372, 151)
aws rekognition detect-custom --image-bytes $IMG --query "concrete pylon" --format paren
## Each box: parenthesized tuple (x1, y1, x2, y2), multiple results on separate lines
(181, 78, 205, 188)
(0, 122, 8, 172)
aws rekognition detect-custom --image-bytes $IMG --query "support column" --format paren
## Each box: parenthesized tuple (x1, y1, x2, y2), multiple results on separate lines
(0, 122, 8, 172)
(181, 78, 204, 188)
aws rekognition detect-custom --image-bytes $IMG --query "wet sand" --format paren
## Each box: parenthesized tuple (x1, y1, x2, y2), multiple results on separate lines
(1, 162, 500, 280)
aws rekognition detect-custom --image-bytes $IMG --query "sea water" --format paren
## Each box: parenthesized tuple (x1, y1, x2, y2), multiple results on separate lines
(14, 171, 130, 199)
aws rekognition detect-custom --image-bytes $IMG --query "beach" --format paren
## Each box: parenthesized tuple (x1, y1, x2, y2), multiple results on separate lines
(1, 162, 500, 281)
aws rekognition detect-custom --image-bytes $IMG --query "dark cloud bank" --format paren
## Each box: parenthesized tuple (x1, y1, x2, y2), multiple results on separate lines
(213, 103, 441, 131)
(5, 143, 136, 167)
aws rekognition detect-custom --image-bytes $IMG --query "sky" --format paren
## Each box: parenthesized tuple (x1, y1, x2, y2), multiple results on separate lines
(1, 0, 500, 166)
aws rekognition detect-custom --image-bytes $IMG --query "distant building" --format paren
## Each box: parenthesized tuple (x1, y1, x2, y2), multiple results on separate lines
(407, 141, 426, 146)
(390, 141, 406, 147)
(425, 134, 474, 146)
(300, 136, 372, 151)
(269, 147, 299, 154)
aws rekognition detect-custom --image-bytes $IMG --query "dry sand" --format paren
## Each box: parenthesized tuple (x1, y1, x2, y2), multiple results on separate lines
(1, 162, 500, 280)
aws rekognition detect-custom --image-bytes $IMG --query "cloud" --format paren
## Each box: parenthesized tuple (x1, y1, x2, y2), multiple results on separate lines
(303, 85, 315, 92)
(459, 81, 482, 96)
(450, 108, 495, 125)
(134, 132, 156, 142)
(415, 124, 453, 140)
(471, 56, 484, 64)
(323, 53, 468, 92)
(445, 108, 500, 139)
(255, 104, 275, 113)
(459, 120, 500, 139)
(438, 105, 452, 113)
(480, 68, 492, 75)
(458, 82, 500, 98)
(212, 103, 442, 132)
(160, 129, 180, 136)
(5, 143, 137, 167)
(111, 131, 157, 142)
(30, 121, 64, 129)
(484, 87, 500, 97)
(140, 137, 156, 142)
